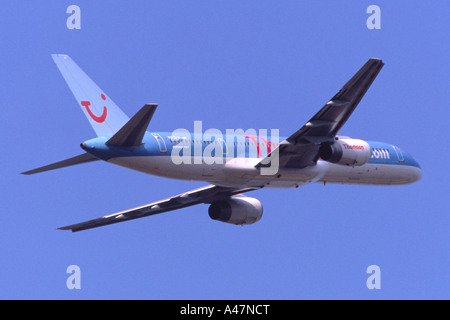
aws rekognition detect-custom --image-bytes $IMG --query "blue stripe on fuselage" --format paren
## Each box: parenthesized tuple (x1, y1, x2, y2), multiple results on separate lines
(83, 132, 284, 161)
(82, 133, 420, 169)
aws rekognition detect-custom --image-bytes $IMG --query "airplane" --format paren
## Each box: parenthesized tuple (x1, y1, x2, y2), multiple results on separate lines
(22, 55, 422, 232)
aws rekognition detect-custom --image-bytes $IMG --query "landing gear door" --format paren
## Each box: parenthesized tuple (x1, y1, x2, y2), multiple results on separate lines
(152, 133, 167, 153)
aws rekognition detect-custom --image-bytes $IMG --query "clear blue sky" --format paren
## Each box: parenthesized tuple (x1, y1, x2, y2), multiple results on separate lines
(1, 1, 448, 299)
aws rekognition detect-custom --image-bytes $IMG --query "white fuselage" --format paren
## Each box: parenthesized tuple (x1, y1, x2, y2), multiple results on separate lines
(108, 154, 422, 189)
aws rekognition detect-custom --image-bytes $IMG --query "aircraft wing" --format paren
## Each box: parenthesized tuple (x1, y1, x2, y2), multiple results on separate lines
(59, 185, 260, 232)
(257, 58, 384, 169)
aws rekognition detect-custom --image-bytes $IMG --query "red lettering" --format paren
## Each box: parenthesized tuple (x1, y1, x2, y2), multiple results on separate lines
(81, 100, 107, 123)
(244, 136, 262, 156)
(344, 144, 364, 150)
(244, 136, 277, 157)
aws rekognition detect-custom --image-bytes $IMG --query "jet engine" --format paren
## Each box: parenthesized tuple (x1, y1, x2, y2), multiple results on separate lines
(319, 138, 371, 166)
(208, 195, 263, 225)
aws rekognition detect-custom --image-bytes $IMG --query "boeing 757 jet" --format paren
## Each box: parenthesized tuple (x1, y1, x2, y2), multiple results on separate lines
(22, 55, 421, 232)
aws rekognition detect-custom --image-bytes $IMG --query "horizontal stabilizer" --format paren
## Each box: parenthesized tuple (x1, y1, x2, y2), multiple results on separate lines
(106, 104, 158, 147)
(21, 153, 99, 175)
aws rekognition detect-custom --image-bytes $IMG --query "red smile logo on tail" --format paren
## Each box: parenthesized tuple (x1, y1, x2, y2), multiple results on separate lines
(81, 93, 108, 123)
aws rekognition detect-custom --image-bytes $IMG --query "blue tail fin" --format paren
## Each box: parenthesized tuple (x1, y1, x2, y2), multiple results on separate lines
(51, 54, 130, 137)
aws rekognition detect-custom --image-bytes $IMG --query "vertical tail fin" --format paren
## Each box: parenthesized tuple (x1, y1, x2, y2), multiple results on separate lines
(51, 54, 130, 137)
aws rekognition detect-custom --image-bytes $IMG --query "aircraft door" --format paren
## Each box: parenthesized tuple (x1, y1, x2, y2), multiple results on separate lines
(152, 133, 167, 153)
(392, 146, 404, 162)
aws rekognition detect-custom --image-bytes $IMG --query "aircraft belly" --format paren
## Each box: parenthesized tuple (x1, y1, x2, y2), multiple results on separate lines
(212, 159, 330, 189)
(108, 156, 420, 188)
(108, 156, 226, 181)
(109, 156, 198, 180)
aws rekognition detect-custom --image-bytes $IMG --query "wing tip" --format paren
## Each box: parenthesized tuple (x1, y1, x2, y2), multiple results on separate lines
(58, 226, 80, 233)
(368, 57, 385, 69)
(57, 226, 74, 231)
(51, 53, 69, 58)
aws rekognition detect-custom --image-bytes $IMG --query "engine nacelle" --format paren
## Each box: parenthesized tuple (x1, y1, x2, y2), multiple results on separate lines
(208, 195, 263, 225)
(319, 138, 371, 166)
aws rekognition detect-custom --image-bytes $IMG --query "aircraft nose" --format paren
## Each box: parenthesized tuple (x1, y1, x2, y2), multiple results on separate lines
(411, 166, 422, 183)
(407, 155, 422, 183)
